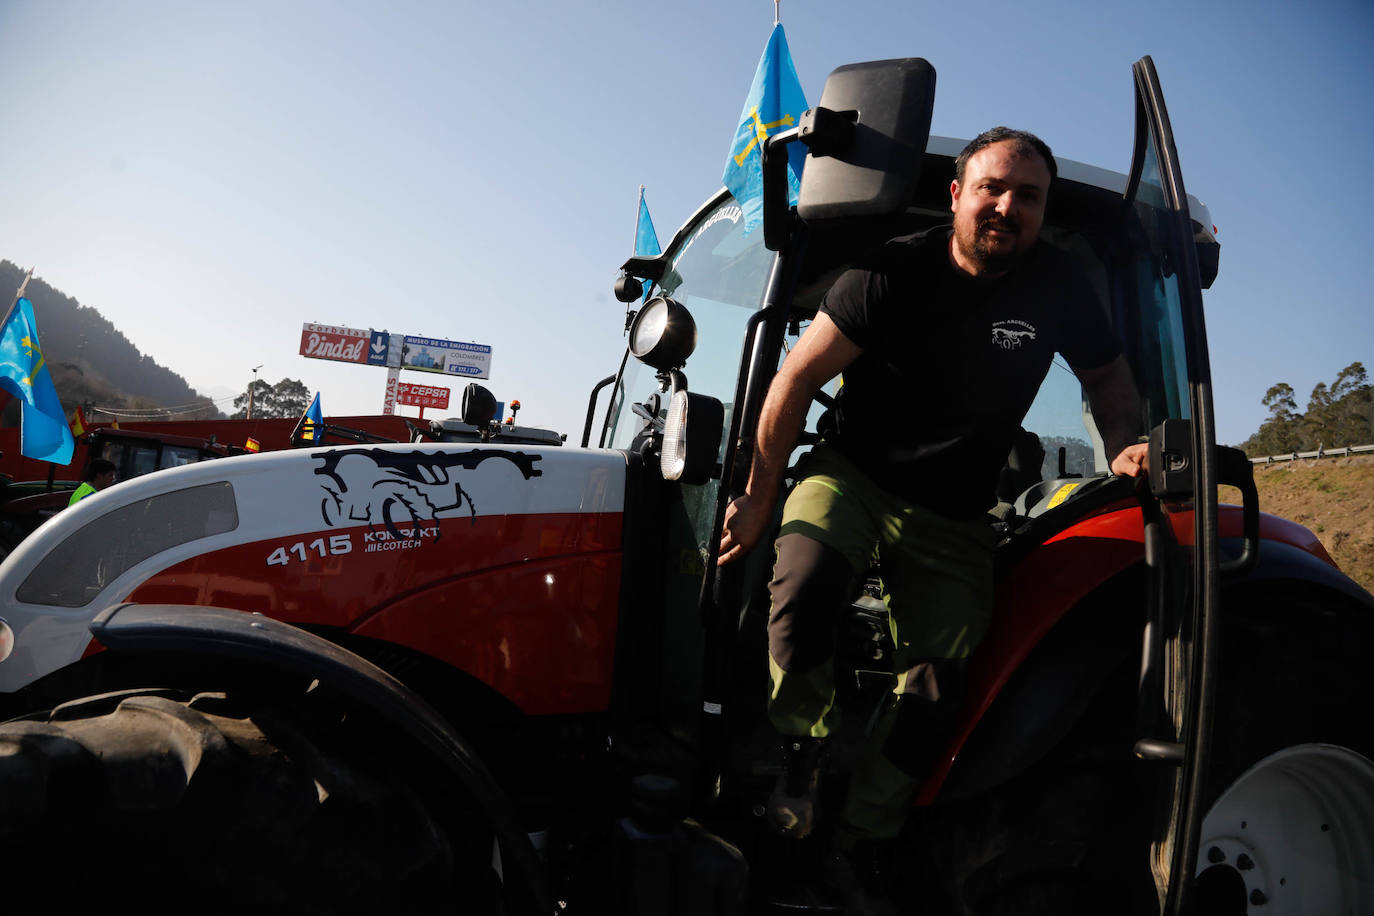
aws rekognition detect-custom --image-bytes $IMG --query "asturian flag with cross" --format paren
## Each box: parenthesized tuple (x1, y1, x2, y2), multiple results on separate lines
(0, 298, 75, 464)
(722, 23, 809, 234)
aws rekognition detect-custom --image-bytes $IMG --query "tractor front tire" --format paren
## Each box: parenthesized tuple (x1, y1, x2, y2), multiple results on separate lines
(1191, 587, 1374, 914)
(0, 687, 488, 912)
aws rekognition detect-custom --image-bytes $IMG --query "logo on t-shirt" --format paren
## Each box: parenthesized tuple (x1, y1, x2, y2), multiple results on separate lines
(991, 319, 1037, 350)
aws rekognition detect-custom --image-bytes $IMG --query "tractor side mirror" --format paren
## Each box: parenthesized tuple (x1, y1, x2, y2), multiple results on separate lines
(797, 58, 936, 221)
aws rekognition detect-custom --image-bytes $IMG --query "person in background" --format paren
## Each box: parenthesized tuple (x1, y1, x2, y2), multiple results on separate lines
(68, 458, 116, 506)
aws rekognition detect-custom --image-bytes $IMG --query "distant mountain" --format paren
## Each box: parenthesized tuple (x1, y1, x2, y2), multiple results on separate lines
(0, 260, 221, 424)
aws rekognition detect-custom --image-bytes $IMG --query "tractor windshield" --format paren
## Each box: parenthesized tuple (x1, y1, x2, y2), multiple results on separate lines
(604, 194, 773, 454)
(602, 149, 1210, 498)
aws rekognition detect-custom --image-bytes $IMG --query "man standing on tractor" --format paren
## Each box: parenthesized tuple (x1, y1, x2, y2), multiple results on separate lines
(717, 127, 1150, 912)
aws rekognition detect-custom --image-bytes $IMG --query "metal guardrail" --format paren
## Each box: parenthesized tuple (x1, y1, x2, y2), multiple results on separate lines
(1249, 443, 1374, 465)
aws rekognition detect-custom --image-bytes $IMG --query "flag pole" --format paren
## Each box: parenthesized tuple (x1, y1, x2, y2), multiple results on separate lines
(2, 266, 35, 330)
(634, 185, 646, 255)
(775, 0, 781, 24)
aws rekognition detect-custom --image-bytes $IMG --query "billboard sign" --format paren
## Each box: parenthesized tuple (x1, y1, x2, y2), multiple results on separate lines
(401, 336, 492, 379)
(382, 368, 399, 416)
(300, 323, 372, 365)
(300, 324, 390, 366)
(367, 330, 390, 366)
(397, 382, 450, 410)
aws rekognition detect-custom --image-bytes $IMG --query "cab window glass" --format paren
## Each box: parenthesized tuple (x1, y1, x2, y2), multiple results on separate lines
(604, 197, 774, 562)
(606, 199, 773, 454)
(128, 445, 159, 478)
(1126, 134, 1192, 432)
(101, 442, 128, 478)
(160, 445, 204, 469)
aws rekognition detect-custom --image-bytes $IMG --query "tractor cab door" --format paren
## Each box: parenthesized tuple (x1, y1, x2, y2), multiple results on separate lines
(1122, 55, 1224, 913)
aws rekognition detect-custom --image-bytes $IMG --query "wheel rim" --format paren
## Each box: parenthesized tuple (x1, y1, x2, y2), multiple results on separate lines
(1195, 743, 1374, 914)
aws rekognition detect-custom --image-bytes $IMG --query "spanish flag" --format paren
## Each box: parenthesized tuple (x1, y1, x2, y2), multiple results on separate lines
(245, 437, 261, 453)
(70, 405, 88, 438)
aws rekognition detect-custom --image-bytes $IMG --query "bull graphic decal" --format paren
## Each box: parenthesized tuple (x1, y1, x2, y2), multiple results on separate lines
(991, 320, 1038, 350)
(313, 448, 542, 541)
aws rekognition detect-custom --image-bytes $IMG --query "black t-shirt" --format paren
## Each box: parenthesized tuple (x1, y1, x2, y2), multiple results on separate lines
(818, 227, 1120, 518)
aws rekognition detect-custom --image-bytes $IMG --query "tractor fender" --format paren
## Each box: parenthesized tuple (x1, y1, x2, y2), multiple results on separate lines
(1220, 535, 1374, 610)
(933, 567, 1144, 803)
(928, 527, 1373, 805)
(88, 602, 552, 914)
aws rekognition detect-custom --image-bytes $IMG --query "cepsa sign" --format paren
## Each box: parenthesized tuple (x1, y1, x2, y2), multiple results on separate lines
(396, 383, 450, 410)
(300, 323, 371, 365)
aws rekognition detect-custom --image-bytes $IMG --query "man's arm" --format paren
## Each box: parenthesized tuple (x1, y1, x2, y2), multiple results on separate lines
(717, 313, 861, 566)
(1076, 354, 1149, 478)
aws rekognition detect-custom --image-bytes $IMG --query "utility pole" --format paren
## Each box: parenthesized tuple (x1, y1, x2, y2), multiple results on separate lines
(247, 365, 263, 419)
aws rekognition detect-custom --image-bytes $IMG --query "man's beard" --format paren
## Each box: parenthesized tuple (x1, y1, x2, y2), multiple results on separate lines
(955, 217, 1028, 275)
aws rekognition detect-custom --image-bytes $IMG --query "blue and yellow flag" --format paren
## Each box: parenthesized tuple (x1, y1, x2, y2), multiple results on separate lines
(722, 23, 808, 234)
(635, 191, 661, 258)
(299, 392, 323, 442)
(635, 190, 661, 302)
(0, 298, 75, 464)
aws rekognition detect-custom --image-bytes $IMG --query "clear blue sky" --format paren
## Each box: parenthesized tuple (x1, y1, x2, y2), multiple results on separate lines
(1, 0, 1370, 446)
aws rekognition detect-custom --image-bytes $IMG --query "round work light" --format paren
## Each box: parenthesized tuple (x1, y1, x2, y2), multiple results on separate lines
(628, 297, 697, 371)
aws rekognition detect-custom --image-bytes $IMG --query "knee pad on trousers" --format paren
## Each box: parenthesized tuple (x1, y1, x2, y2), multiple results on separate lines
(767, 533, 858, 674)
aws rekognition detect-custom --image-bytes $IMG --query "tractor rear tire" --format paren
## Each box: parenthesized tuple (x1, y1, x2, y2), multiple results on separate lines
(0, 687, 494, 913)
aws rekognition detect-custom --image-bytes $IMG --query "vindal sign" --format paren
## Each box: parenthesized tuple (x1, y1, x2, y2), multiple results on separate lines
(299, 324, 390, 366)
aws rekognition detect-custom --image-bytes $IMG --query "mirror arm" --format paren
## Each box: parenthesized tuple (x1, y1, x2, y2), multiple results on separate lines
(797, 106, 858, 156)
(762, 126, 802, 251)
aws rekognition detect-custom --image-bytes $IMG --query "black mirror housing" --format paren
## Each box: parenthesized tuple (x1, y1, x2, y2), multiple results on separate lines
(797, 58, 936, 221)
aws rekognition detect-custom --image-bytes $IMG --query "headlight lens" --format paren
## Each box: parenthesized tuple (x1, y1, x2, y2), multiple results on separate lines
(628, 297, 696, 370)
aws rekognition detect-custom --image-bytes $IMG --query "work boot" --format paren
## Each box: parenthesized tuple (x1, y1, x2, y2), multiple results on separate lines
(766, 736, 827, 839)
(822, 837, 900, 916)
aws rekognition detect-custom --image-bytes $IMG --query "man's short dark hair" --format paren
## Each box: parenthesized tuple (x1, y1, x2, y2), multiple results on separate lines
(954, 127, 1057, 183)
(85, 458, 116, 481)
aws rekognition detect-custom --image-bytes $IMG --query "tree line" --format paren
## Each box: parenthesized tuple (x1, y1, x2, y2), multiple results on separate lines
(1241, 361, 1373, 457)
(229, 378, 310, 419)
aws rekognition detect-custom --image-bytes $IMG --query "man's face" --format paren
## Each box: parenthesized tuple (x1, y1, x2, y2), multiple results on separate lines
(94, 470, 116, 490)
(949, 140, 1051, 277)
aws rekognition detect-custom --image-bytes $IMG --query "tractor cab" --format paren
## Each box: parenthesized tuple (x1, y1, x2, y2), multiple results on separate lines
(590, 56, 1249, 911)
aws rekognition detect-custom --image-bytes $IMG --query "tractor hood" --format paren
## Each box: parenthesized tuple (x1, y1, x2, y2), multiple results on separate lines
(0, 443, 628, 713)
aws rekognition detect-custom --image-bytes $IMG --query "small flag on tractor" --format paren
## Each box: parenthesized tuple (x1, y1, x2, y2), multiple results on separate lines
(300, 393, 323, 442)
(634, 189, 661, 302)
(290, 392, 324, 446)
(244, 437, 261, 453)
(635, 189, 661, 259)
(70, 405, 88, 438)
